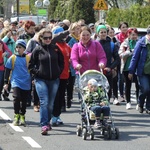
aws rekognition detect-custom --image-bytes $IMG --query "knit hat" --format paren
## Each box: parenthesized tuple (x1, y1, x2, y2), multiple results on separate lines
(96, 25, 107, 34)
(16, 39, 26, 49)
(52, 26, 64, 34)
(88, 79, 98, 87)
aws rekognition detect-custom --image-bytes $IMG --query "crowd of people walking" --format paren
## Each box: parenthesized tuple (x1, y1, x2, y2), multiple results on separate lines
(0, 17, 150, 135)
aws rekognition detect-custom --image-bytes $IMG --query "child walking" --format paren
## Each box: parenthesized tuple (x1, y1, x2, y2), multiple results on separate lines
(3, 39, 31, 126)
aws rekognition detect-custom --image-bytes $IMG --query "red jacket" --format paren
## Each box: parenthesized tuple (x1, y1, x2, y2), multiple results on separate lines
(0, 42, 12, 71)
(56, 42, 71, 79)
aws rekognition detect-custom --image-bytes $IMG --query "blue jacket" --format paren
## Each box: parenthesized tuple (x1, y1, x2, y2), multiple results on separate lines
(129, 36, 147, 76)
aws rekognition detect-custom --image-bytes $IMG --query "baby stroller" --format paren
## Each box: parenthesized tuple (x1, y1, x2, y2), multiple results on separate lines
(76, 70, 119, 140)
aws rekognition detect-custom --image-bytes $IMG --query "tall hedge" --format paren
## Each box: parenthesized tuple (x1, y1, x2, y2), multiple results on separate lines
(106, 4, 150, 27)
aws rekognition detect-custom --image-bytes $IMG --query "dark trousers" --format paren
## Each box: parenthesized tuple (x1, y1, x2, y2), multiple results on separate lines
(53, 79, 67, 117)
(66, 72, 75, 102)
(123, 71, 139, 103)
(13, 87, 30, 115)
(118, 65, 124, 97)
(105, 74, 113, 100)
(32, 83, 39, 106)
(112, 74, 118, 99)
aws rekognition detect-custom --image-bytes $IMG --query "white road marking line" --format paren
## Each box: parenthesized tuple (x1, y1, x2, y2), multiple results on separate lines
(22, 136, 42, 148)
(0, 109, 12, 120)
(9, 123, 24, 132)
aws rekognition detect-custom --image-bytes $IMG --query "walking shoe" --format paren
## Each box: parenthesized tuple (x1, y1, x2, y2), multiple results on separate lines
(136, 104, 139, 111)
(56, 116, 63, 125)
(146, 109, 150, 114)
(120, 96, 125, 102)
(113, 98, 120, 105)
(47, 123, 52, 131)
(20, 115, 26, 126)
(41, 126, 48, 135)
(102, 119, 108, 127)
(94, 120, 101, 128)
(13, 114, 20, 126)
(138, 106, 144, 113)
(126, 103, 132, 110)
(2, 94, 10, 101)
(34, 105, 39, 112)
(51, 117, 58, 126)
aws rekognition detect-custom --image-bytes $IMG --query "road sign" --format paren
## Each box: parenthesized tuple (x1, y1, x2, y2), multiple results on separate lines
(93, 0, 108, 10)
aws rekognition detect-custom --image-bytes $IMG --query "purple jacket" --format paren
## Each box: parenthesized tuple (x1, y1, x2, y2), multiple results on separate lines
(71, 39, 107, 74)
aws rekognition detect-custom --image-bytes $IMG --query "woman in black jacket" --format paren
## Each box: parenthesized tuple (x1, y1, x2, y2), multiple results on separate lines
(28, 28, 64, 135)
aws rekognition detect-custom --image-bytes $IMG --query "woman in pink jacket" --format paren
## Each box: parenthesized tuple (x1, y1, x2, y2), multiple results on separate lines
(71, 26, 107, 75)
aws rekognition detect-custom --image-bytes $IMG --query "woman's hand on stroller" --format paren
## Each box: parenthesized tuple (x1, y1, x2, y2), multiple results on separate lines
(99, 63, 105, 69)
(76, 64, 82, 70)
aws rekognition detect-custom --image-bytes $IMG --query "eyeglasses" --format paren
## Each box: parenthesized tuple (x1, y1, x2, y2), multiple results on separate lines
(43, 36, 52, 40)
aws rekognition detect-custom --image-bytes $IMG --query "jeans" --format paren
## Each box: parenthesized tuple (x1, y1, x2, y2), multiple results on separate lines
(90, 105, 110, 117)
(35, 78, 59, 127)
(138, 74, 150, 110)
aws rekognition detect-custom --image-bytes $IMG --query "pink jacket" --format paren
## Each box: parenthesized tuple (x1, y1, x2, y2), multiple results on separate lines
(71, 40, 107, 74)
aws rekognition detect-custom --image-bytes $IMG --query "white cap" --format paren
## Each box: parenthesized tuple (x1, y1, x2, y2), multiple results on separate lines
(88, 79, 98, 86)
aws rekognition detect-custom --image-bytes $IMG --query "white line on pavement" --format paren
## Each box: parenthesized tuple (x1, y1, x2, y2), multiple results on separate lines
(22, 136, 42, 148)
(0, 109, 12, 120)
(9, 123, 24, 132)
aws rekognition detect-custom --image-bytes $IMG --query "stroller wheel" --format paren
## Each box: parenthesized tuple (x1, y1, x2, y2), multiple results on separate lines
(76, 125, 82, 136)
(114, 127, 119, 139)
(82, 128, 87, 140)
(104, 126, 112, 140)
(90, 128, 94, 140)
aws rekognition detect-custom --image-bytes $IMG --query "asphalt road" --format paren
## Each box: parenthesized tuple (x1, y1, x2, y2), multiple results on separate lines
(0, 92, 150, 150)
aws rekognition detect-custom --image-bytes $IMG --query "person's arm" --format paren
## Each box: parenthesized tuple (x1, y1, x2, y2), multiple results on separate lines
(52, 30, 70, 44)
(3, 43, 12, 58)
(70, 43, 80, 70)
(95, 41, 107, 68)
(110, 44, 120, 69)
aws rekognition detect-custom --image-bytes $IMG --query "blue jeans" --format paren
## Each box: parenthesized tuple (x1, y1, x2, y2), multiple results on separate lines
(0, 70, 4, 95)
(90, 105, 110, 117)
(35, 78, 59, 127)
(138, 74, 150, 110)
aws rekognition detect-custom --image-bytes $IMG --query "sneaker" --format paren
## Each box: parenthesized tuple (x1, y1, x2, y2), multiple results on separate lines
(2, 94, 10, 101)
(113, 98, 120, 105)
(47, 123, 52, 131)
(136, 104, 139, 111)
(120, 96, 125, 102)
(56, 116, 63, 125)
(13, 114, 20, 126)
(51, 117, 58, 126)
(41, 126, 48, 135)
(34, 105, 39, 112)
(138, 106, 144, 113)
(146, 109, 150, 114)
(94, 120, 101, 128)
(126, 103, 131, 110)
(20, 115, 26, 126)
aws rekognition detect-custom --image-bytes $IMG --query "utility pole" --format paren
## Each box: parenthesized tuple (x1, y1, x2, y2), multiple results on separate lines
(16, 0, 19, 21)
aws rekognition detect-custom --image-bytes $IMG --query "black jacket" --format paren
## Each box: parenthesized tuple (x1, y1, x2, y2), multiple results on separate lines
(99, 37, 120, 69)
(28, 44, 64, 80)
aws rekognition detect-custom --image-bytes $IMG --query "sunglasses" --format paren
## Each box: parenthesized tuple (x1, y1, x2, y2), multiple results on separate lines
(43, 36, 52, 40)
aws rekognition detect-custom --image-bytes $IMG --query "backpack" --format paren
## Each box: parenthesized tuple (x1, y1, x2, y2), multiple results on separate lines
(11, 54, 30, 71)
(110, 42, 115, 54)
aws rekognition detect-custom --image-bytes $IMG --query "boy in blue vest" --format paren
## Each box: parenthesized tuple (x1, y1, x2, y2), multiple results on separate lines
(3, 39, 31, 126)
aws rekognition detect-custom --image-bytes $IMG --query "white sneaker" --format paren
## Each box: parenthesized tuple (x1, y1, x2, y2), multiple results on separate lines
(136, 104, 139, 111)
(113, 99, 120, 105)
(126, 103, 131, 110)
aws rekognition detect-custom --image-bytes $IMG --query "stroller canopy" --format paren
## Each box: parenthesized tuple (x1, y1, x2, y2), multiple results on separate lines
(80, 70, 109, 92)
